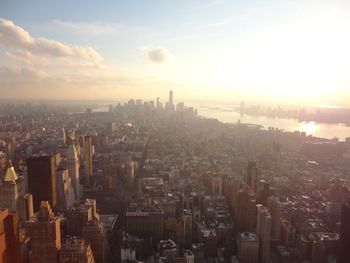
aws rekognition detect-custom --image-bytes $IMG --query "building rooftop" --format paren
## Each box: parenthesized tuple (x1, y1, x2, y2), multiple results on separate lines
(67, 199, 96, 213)
(99, 214, 118, 230)
(239, 232, 258, 241)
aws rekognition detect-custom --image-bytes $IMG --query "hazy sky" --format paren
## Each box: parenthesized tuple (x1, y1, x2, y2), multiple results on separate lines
(1, 0, 350, 106)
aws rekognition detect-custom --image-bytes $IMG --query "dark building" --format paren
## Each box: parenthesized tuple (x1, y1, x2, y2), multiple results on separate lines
(27, 155, 57, 211)
(126, 205, 164, 245)
(338, 199, 350, 263)
(246, 161, 258, 193)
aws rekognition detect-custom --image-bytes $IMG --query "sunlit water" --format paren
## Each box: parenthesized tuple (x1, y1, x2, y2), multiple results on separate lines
(195, 105, 350, 140)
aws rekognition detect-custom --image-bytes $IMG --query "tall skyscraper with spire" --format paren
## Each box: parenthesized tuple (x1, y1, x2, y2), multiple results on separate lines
(0, 161, 26, 220)
(166, 90, 175, 111)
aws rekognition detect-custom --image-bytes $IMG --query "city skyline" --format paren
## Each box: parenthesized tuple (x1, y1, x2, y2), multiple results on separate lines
(1, 0, 350, 106)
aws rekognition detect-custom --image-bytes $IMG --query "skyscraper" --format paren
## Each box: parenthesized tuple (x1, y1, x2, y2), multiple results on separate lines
(24, 201, 61, 263)
(27, 155, 57, 211)
(183, 209, 192, 248)
(169, 90, 173, 106)
(0, 208, 20, 263)
(67, 142, 82, 199)
(267, 196, 281, 240)
(256, 204, 272, 263)
(66, 199, 97, 236)
(235, 186, 256, 232)
(237, 232, 259, 263)
(338, 199, 350, 263)
(84, 136, 93, 179)
(0, 161, 26, 220)
(166, 90, 175, 111)
(59, 237, 95, 263)
(82, 220, 107, 263)
(246, 162, 258, 194)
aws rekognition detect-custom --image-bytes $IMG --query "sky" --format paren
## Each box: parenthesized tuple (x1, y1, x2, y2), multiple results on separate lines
(1, 0, 350, 106)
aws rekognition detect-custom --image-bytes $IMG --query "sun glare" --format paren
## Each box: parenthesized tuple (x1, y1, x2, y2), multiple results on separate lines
(299, 121, 320, 135)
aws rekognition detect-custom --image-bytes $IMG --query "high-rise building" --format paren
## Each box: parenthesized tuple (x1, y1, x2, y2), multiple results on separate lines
(27, 155, 57, 211)
(66, 199, 97, 236)
(311, 240, 325, 263)
(56, 168, 75, 211)
(84, 136, 93, 179)
(67, 142, 82, 199)
(166, 90, 175, 111)
(0, 161, 26, 220)
(256, 205, 272, 263)
(23, 193, 34, 221)
(235, 187, 256, 232)
(126, 205, 164, 244)
(246, 162, 258, 194)
(203, 230, 218, 258)
(59, 237, 95, 263)
(183, 209, 192, 248)
(237, 232, 259, 263)
(338, 199, 350, 263)
(267, 196, 281, 240)
(24, 201, 61, 263)
(169, 90, 173, 106)
(82, 219, 107, 263)
(176, 102, 184, 112)
(156, 97, 163, 109)
(0, 208, 20, 263)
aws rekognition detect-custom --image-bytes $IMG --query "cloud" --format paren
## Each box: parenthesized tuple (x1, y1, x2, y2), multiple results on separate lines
(53, 19, 117, 36)
(195, 0, 225, 10)
(0, 66, 48, 82)
(143, 47, 172, 64)
(0, 18, 102, 61)
(6, 50, 49, 66)
(0, 18, 173, 100)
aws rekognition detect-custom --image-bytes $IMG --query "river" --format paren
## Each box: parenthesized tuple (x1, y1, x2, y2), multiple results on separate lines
(196, 105, 350, 141)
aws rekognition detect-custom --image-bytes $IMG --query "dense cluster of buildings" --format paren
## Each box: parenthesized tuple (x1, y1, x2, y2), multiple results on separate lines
(0, 91, 349, 263)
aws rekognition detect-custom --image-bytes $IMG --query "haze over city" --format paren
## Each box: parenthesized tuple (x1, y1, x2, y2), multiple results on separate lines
(1, 2, 350, 263)
(1, 0, 350, 106)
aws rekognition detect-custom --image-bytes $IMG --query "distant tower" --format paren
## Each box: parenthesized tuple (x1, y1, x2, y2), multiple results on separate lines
(27, 155, 57, 212)
(338, 199, 350, 263)
(24, 201, 61, 263)
(84, 136, 93, 179)
(0, 161, 26, 220)
(166, 90, 175, 111)
(169, 90, 173, 106)
(240, 101, 245, 115)
(256, 205, 272, 263)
